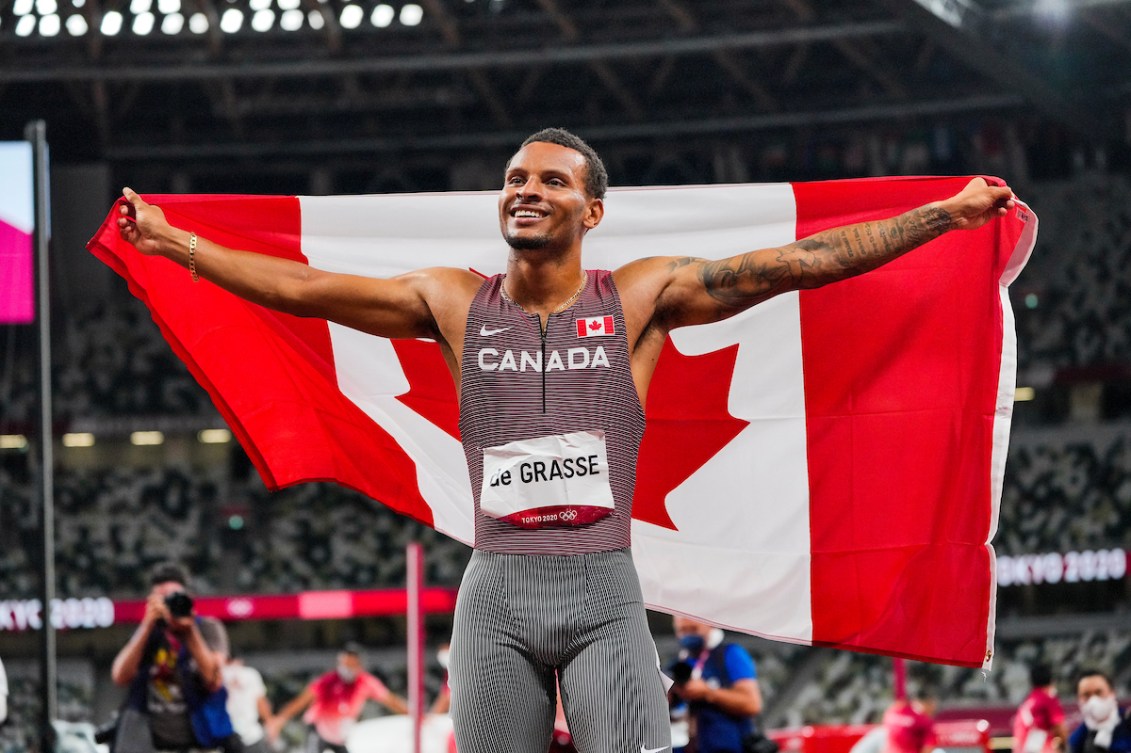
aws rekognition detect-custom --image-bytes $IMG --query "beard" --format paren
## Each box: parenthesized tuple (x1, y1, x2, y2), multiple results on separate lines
(505, 231, 554, 251)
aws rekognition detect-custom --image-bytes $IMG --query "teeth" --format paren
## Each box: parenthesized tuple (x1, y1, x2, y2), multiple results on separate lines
(515, 210, 543, 218)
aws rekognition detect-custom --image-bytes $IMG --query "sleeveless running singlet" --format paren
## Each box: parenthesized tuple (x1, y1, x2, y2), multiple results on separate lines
(459, 269, 645, 555)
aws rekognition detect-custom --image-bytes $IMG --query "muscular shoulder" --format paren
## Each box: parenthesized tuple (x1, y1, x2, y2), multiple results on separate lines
(612, 256, 699, 344)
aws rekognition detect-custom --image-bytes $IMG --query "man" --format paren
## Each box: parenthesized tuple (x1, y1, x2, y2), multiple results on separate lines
(110, 561, 232, 752)
(266, 643, 408, 753)
(116, 127, 1015, 753)
(882, 690, 937, 753)
(1068, 670, 1130, 753)
(669, 616, 764, 753)
(221, 651, 273, 753)
(1014, 664, 1067, 753)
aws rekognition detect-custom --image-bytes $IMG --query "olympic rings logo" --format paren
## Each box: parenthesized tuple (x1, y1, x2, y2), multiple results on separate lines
(559, 508, 579, 522)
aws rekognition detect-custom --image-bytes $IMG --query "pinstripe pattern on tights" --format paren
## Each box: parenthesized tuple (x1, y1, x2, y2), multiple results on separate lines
(459, 270, 645, 555)
(449, 548, 672, 753)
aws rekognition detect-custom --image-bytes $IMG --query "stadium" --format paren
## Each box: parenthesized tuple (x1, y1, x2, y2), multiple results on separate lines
(1, 0, 1130, 752)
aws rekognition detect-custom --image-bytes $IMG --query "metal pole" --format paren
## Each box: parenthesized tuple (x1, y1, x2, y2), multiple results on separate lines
(25, 118, 56, 753)
(893, 657, 907, 701)
(406, 543, 424, 753)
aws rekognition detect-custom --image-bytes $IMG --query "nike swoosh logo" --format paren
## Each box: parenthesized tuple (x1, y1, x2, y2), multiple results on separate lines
(641, 746, 670, 753)
(480, 325, 510, 337)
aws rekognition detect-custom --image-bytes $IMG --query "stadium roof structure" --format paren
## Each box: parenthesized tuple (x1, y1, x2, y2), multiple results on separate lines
(1, 0, 1129, 189)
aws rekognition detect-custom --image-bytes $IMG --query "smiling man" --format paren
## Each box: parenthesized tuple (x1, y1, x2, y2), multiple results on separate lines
(116, 127, 1015, 753)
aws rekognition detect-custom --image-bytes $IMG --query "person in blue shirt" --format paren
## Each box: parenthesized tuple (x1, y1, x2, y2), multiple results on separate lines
(1069, 669, 1131, 753)
(670, 616, 764, 753)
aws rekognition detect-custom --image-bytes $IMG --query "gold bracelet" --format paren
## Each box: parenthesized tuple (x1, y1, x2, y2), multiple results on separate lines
(188, 232, 199, 282)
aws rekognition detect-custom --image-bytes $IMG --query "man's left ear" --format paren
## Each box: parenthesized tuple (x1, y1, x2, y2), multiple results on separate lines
(583, 198, 604, 230)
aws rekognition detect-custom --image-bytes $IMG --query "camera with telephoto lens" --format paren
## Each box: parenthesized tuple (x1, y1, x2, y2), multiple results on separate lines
(164, 591, 194, 618)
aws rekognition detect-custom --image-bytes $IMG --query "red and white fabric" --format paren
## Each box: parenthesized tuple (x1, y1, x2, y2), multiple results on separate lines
(87, 176, 1037, 668)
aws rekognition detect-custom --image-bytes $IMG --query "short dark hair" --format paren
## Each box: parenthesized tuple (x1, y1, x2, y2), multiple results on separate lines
(342, 641, 365, 657)
(1076, 668, 1114, 690)
(148, 561, 190, 589)
(1030, 664, 1054, 688)
(517, 127, 608, 200)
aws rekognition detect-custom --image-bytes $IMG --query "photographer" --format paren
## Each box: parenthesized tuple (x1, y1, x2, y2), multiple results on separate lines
(110, 562, 235, 752)
(670, 616, 766, 753)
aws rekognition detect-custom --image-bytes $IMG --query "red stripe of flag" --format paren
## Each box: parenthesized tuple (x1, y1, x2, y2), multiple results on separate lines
(795, 177, 1008, 667)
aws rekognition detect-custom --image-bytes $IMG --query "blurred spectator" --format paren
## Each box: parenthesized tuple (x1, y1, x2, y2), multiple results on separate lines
(1013, 664, 1067, 753)
(1068, 670, 1130, 753)
(266, 643, 407, 753)
(881, 689, 936, 753)
(428, 644, 451, 716)
(221, 650, 273, 753)
(109, 561, 235, 752)
(669, 616, 765, 753)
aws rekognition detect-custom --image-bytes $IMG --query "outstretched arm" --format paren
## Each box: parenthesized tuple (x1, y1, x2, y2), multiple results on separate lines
(116, 188, 477, 341)
(635, 178, 1015, 331)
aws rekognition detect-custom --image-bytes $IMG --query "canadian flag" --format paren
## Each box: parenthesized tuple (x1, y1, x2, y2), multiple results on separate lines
(88, 176, 1035, 668)
(576, 315, 615, 338)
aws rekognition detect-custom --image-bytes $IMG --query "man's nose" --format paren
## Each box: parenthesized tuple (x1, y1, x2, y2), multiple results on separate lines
(516, 179, 543, 199)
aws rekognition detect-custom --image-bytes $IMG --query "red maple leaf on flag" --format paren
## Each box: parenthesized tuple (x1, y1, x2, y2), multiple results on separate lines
(631, 338, 749, 530)
(391, 338, 461, 441)
(390, 335, 747, 532)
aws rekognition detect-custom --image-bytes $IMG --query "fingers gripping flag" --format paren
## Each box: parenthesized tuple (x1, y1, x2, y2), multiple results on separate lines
(88, 177, 1036, 668)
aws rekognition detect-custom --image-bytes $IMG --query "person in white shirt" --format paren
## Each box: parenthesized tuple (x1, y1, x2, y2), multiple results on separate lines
(222, 652, 274, 753)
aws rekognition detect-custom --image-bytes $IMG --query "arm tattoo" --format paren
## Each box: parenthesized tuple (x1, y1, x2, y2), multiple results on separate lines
(698, 205, 954, 310)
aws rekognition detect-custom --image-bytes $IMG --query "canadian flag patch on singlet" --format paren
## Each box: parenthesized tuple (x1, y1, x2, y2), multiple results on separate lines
(575, 316, 615, 338)
(480, 430, 615, 528)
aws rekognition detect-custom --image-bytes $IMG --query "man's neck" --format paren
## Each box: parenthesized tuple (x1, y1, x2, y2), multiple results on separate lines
(504, 251, 586, 317)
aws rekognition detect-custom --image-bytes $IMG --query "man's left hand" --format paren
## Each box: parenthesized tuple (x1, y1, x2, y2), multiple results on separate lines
(673, 678, 712, 702)
(939, 177, 1016, 231)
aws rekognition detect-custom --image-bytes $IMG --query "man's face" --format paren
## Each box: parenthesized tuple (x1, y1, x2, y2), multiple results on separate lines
(673, 616, 711, 639)
(339, 652, 362, 673)
(498, 141, 602, 252)
(1077, 674, 1114, 706)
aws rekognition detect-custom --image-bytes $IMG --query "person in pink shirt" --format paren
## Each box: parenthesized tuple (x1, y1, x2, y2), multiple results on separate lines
(1014, 664, 1068, 753)
(883, 690, 938, 753)
(267, 643, 408, 753)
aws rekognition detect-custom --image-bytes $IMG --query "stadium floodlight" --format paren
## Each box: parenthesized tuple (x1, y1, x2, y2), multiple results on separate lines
(399, 2, 421, 25)
(251, 8, 273, 30)
(130, 430, 164, 446)
(198, 428, 232, 444)
(249, 0, 270, 11)
(277, 0, 299, 10)
(13, 0, 34, 14)
(188, 11, 208, 32)
(36, 0, 58, 14)
(62, 432, 95, 447)
(39, 12, 60, 34)
(0, 435, 28, 450)
(129, 0, 150, 14)
(339, 3, 362, 28)
(279, 8, 302, 29)
(307, 9, 323, 28)
(100, 9, 122, 33)
(132, 11, 154, 34)
(371, 3, 392, 27)
(15, 14, 37, 34)
(1015, 386, 1036, 402)
(220, 7, 243, 32)
(72, 0, 85, 8)
(157, 0, 179, 14)
(161, 12, 183, 33)
(66, 12, 87, 33)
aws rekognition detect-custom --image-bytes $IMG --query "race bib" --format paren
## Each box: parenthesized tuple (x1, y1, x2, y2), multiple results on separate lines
(480, 430, 614, 528)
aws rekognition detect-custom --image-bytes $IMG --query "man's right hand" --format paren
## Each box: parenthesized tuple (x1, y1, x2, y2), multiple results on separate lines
(117, 187, 174, 256)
